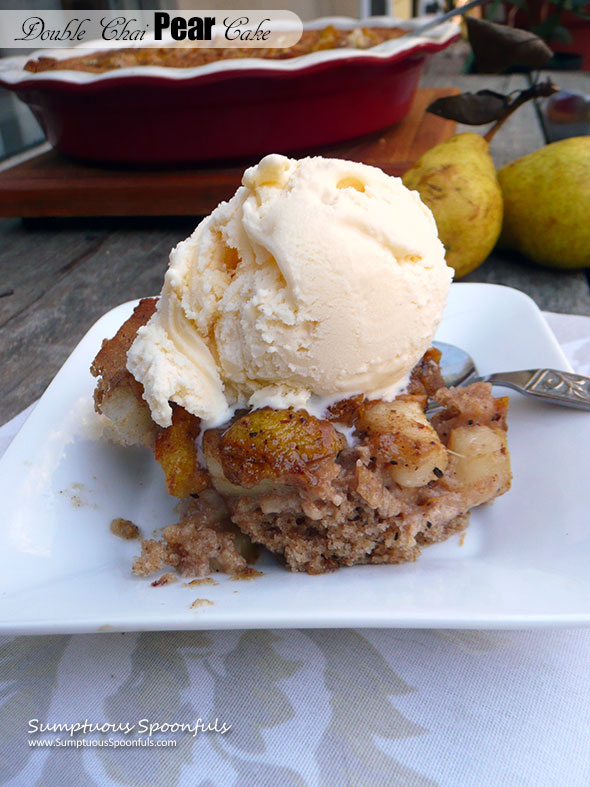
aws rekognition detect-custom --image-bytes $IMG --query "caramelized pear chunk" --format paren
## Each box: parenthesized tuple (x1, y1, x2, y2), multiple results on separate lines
(155, 404, 210, 498)
(358, 398, 448, 488)
(215, 408, 345, 489)
(406, 346, 445, 397)
(202, 429, 276, 497)
(432, 382, 509, 443)
(448, 425, 511, 490)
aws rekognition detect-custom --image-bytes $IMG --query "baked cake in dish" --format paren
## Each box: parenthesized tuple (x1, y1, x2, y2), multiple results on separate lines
(25, 26, 405, 73)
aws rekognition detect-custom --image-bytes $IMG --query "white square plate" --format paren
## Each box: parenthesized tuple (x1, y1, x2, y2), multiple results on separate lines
(1, 283, 589, 633)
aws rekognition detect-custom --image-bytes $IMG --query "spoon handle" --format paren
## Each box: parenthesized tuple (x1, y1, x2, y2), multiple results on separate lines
(480, 369, 590, 411)
(402, 0, 489, 38)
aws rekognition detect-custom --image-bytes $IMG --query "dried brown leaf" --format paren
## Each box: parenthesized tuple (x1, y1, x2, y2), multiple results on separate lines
(466, 17, 553, 73)
(427, 91, 509, 125)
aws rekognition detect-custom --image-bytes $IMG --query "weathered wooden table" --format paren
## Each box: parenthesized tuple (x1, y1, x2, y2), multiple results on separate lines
(1, 68, 589, 424)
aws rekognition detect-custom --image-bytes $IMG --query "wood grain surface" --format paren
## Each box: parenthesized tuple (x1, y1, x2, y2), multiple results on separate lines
(0, 87, 458, 218)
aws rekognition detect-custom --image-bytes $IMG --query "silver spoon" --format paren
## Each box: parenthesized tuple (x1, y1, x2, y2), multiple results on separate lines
(434, 341, 590, 411)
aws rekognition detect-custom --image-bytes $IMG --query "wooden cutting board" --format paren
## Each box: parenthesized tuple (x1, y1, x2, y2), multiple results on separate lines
(0, 87, 457, 218)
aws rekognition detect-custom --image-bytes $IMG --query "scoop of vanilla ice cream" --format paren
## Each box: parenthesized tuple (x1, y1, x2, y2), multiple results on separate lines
(127, 154, 452, 428)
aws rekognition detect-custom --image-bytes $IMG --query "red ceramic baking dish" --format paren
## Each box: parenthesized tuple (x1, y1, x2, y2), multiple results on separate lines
(0, 17, 459, 164)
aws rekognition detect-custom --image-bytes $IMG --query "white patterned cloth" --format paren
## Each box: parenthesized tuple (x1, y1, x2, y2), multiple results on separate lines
(1, 312, 589, 787)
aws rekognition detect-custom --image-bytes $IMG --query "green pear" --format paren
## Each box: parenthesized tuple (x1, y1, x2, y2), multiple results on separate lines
(402, 132, 503, 278)
(497, 137, 590, 269)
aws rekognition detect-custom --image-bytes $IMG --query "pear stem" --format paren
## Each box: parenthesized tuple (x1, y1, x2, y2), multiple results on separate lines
(484, 78, 559, 142)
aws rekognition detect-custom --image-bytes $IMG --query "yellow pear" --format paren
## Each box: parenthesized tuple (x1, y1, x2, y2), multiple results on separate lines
(497, 137, 590, 269)
(402, 132, 503, 278)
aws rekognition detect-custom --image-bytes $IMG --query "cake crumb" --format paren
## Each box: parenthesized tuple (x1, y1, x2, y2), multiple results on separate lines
(184, 578, 219, 587)
(132, 539, 167, 575)
(459, 533, 467, 547)
(110, 518, 140, 540)
(230, 568, 264, 581)
(151, 573, 178, 587)
(190, 598, 214, 610)
(60, 483, 97, 509)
